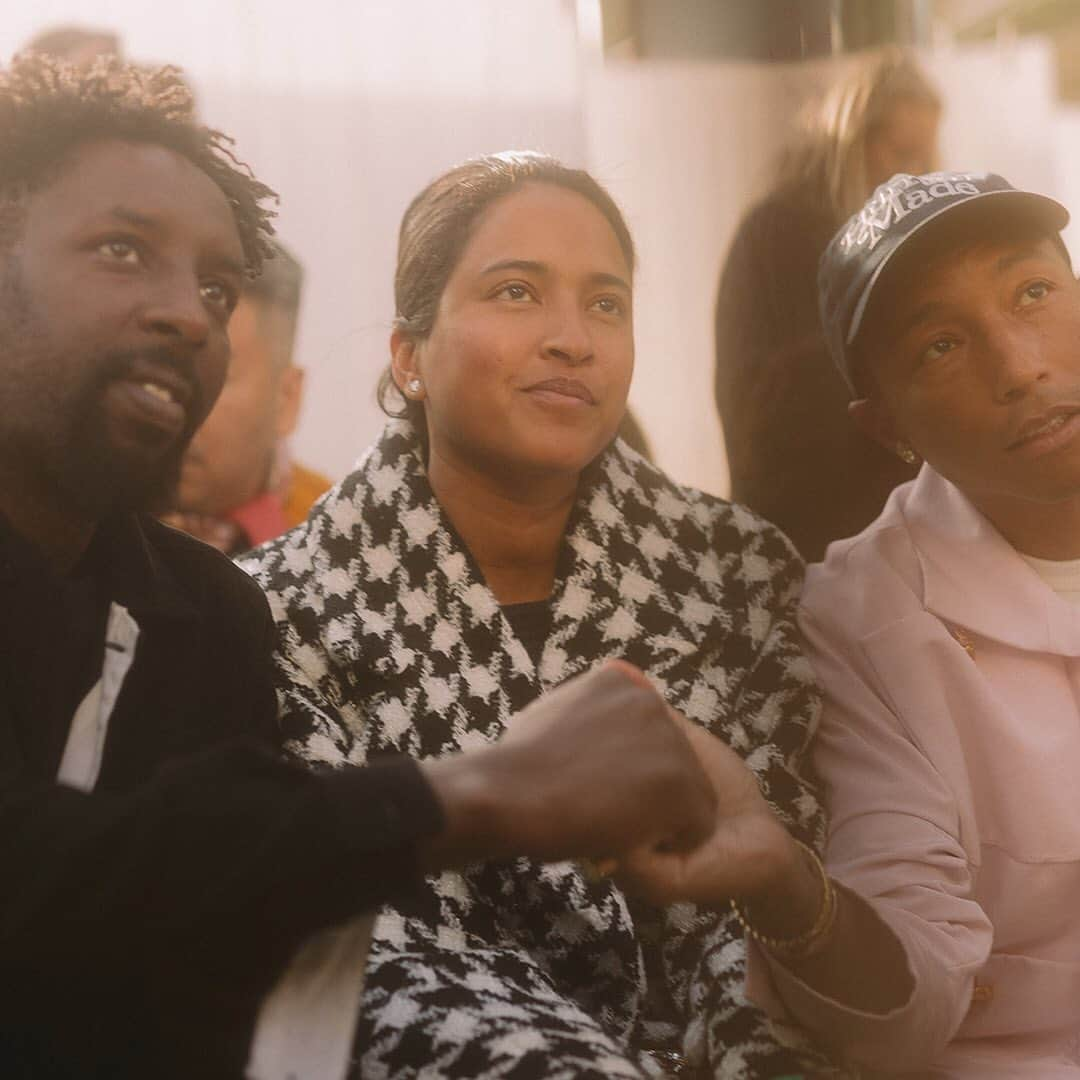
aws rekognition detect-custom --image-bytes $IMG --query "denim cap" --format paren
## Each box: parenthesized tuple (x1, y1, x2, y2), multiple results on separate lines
(818, 171, 1069, 391)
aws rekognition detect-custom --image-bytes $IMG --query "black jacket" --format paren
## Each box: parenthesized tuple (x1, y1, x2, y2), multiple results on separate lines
(0, 513, 442, 1078)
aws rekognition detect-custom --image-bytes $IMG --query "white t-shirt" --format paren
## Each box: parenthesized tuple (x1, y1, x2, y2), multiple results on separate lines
(1020, 553, 1080, 605)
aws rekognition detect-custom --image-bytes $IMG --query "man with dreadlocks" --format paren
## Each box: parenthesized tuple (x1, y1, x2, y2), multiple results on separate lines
(0, 55, 720, 1079)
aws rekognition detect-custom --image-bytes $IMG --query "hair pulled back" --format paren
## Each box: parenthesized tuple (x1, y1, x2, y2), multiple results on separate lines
(378, 151, 635, 424)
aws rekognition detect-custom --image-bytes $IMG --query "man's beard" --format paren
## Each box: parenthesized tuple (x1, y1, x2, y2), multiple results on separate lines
(0, 257, 203, 520)
(58, 350, 199, 518)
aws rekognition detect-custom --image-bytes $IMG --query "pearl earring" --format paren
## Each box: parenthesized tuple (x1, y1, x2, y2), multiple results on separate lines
(406, 378, 423, 395)
(896, 443, 919, 466)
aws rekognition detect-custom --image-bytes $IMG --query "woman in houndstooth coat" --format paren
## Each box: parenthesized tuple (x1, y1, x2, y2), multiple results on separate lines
(243, 153, 828, 1079)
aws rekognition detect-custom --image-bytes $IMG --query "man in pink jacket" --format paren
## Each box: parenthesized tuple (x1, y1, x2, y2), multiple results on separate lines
(780, 171, 1080, 1076)
(621, 171, 1080, 1076)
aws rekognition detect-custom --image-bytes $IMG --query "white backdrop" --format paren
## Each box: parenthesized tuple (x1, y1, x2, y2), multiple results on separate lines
(0, 5, 1070, 496)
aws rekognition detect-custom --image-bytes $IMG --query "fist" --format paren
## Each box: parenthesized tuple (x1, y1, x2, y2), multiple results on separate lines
(420, 661, 717, 869)
(486, 660, 717, 861)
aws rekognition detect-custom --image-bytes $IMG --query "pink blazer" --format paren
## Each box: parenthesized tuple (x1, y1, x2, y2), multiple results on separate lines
(750, 466, 1080, 1078)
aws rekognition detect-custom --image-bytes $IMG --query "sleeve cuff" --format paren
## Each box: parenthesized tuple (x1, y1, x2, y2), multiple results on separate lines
(747, 887, 968, 1071)
(318, 756, 445, 907)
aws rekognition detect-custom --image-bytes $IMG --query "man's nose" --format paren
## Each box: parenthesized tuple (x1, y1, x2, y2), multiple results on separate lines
(986, 324, 1050, 404)
(138, 274, 211, 348)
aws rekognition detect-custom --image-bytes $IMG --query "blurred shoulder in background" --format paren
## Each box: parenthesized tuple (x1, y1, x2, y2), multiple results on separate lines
(714, 47, 940, 562)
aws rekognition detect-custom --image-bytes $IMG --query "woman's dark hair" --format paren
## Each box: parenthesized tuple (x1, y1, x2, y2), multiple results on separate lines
(378, 151, 636, 425)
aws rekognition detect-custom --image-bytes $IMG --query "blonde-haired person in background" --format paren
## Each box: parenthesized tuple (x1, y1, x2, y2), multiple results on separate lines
(714, 48, 941, 562)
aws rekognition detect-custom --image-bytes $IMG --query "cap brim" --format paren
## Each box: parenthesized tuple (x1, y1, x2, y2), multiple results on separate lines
(846, 188, 1070, 347)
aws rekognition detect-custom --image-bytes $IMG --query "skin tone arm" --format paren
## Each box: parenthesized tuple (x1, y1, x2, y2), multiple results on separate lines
(414, 660, 719, 873)
(616, 715, 913, 1014)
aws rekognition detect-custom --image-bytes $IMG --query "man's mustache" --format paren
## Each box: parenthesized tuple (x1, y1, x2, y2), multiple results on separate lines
(97, 346, 203, 438)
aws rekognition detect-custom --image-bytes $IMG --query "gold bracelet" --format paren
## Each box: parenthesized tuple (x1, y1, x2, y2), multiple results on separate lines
(729, 840, 837, 961)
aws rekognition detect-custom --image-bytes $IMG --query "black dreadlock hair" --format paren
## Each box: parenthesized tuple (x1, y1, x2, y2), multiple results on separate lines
(0, 53, 277, 274)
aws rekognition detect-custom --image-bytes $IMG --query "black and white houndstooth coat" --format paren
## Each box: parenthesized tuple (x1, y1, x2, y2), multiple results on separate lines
(242, 420, 827, 1079)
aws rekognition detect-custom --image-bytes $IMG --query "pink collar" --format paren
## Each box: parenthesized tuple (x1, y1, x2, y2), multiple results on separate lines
(900, 467, 1080, 656)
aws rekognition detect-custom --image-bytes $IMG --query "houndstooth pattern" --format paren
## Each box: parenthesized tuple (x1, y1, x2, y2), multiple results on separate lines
(242, 420, 828, 1079)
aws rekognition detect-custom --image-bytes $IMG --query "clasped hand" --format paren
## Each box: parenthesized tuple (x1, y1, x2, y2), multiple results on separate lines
(422, 660, 803, 915)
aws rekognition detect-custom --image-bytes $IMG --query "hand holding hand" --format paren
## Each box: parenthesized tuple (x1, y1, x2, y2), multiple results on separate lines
(419, 660, 716, 870)
(613, 713, 819, 929)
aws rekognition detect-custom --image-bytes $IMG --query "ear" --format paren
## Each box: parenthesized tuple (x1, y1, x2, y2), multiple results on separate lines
(849, 396, 904, 455)
(274, 365, 304, 439)
(390, 328, 422, 393)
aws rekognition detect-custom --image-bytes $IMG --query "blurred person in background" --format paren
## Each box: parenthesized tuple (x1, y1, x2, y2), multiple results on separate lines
(244, 152, 830, 1079)
(24, 24, 121, 66)
(714, 48, 941, 562)
(162, 242, 332, 554)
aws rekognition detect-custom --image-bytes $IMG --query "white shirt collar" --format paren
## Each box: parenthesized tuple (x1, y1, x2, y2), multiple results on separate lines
(901, 466, 1080, 655)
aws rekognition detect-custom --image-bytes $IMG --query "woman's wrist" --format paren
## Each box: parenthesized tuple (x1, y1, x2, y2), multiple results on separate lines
(737, 835, 828, 942)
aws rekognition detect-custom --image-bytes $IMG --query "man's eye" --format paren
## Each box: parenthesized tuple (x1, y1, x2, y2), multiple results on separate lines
(97, 239, 140, 264)
(921, 338, 957, 364)
(1019, 281, 1051, 306)
(200, 280, 235, 309)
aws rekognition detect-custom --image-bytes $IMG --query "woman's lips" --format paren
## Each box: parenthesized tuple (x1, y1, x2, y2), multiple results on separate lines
(524, 377, 596, 406)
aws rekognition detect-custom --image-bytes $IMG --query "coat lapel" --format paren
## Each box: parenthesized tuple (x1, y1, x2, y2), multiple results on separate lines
(300, 423, 542, 760)
(903, 467, 1080, 656)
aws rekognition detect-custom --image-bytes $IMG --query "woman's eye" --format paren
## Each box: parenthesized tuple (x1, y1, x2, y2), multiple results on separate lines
(1018, 280, 1051, 306)
(97, 238, 140, 265)
(494, 283, 532, 302)
(921, 338, 957, 364)
(591, 295, 625, 316)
